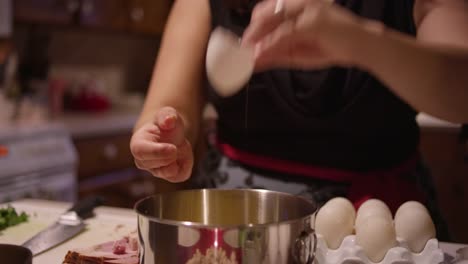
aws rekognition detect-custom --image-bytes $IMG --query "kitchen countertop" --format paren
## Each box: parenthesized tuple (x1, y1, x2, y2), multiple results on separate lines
(0, 199, 467, 264)
(0, 199, 137, 264)
(56, 109, 140, 138)
(0, 108, 140, 139)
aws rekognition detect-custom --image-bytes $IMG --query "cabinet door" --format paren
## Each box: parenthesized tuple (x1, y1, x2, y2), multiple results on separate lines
(79, 169, 187, 208)
(420, 129, 468, 243)
(73, 133, 135, 179)
(128, 0, 172, 35)
(14, 0, 78, 25)
(79, 0, 127, 31)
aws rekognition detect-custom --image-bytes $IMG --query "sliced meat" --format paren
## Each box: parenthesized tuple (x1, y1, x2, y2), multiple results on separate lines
(63, 232, 139, 264)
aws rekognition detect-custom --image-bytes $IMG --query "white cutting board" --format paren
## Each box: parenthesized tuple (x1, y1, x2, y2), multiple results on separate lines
(0, 199, 137, 264)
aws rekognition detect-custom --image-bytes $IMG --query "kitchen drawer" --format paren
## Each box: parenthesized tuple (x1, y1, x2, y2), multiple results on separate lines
(73, 133, 134, 179)
(78, 168, 188, 208)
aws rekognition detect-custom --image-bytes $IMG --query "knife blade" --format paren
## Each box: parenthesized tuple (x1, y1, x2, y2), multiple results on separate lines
(22, 196, 103, 256)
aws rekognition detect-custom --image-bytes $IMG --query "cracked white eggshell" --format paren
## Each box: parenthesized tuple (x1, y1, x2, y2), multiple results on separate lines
(206, 27, 254, 97)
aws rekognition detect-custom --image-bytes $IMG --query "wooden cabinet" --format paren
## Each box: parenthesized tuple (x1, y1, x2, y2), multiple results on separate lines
(73, 133, 135, 179)
(420, 127, 468, 243)
(79, 0, 127, 30)
(14, 0, 78, 25)
(14, 0, 172, 35)
(73, 132, 188, 208)
(78, 168, 186, 208)
(127, 0, 171, 35)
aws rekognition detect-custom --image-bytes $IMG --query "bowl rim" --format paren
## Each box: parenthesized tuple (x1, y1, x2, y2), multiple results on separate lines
(133, 188, 318, 229)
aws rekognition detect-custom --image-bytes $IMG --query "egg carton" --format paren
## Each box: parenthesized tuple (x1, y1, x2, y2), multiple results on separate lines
(315, 235, 444, 264)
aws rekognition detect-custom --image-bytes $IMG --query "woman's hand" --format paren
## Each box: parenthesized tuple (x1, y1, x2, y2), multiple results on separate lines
(130, 106, 194, 183)
(242, 0, 375, 70)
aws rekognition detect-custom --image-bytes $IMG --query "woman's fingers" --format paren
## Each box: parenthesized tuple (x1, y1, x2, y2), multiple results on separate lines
(150, 163, 180, 182)
(252, 6, 322, 70)
(130, 140, 177, 161)
(255, 17, 298, 54)
(242, 1, 284, 46)
(156, 106, 178, 131)
(242, 0, 306, 46)
(256, 40, 328, 70)
(155, 106, 186, 146)
(253, 26, 297, 69)
(134, 157, 175, 170)
(135, 138, 193, 182)
(149, 159, 191, 183)
(130, 106, 194, 182)
(251, 0, 346, 70)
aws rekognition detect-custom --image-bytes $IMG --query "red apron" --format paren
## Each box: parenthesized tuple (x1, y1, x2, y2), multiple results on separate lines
(218, 142, 427, 213)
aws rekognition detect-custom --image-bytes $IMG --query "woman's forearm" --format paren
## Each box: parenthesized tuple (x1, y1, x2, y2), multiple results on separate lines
(349, 23, 468, 123)
(134, 0, 211, 145)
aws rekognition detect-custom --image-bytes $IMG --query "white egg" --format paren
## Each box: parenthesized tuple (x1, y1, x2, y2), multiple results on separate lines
(394, 203, 436, 253)
(206, 27, 254, 97)
(395, 201, 429, 220)
(328, 197, 356, 219)
(315, 197, 355, 249)
(355, 199, 393, 232)
(356, 216, 397, 263)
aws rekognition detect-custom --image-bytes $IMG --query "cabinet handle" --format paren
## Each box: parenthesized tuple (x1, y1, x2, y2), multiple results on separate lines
(461, 125, 468, 162)
(103, 143, 118, 161)
(81, 0, 94, 16)
(66, 0, 80, 13)
(130, 7, 145, 22)
(464, 141, 468, 162)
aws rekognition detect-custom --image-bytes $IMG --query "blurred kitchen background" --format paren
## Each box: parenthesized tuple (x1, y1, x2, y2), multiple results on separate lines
(0, 0, 467, 243)
(0, 0, 188, 207)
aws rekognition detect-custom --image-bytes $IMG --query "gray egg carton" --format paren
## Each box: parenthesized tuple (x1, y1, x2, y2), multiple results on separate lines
(315, 235, 444, 264)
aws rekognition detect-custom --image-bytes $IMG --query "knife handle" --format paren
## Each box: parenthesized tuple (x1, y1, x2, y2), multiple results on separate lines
(68, 196, 104, 219)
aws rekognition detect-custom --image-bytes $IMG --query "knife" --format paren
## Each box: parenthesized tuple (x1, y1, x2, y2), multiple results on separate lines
(22, 196, 103, 256)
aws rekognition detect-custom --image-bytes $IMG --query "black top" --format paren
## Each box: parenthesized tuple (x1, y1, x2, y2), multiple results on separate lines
(206, 0, 419, 172)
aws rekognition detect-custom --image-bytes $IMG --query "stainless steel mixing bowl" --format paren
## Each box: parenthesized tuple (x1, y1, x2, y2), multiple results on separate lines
(135, 189, 318, 264)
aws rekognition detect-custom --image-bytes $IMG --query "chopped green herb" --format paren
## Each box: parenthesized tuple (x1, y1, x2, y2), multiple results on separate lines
(0, 205, 29, 231)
